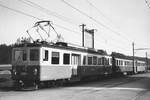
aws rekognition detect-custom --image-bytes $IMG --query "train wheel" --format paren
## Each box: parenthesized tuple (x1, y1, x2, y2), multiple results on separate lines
(33, 82, 39, 90)
(13, 80, 24, 90)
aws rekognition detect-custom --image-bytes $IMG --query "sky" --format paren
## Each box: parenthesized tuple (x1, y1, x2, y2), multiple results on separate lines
(0, 0, 150, 57)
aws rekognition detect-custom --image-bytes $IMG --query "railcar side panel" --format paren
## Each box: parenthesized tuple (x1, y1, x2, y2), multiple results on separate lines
(77, 65, 105, 77)
(40, 65, 72, 81)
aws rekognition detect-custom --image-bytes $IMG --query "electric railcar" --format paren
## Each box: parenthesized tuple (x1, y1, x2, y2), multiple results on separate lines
(11, 42, 113, 89)
(11, 42, 147, 90)
(112, 54, 147, 75)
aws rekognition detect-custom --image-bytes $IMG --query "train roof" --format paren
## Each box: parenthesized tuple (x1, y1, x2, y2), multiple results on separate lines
(13, 41, 108, 56)
(111, 52, 147, 62)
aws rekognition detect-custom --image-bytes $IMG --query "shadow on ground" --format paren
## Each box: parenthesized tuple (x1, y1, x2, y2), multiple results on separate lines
(0, 72, 150, 91)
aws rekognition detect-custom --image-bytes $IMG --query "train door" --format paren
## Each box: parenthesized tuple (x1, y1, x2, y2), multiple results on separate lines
(71, 54, 81, 65)
(71, 54, 81, 76)
(134, 60, 138, 73)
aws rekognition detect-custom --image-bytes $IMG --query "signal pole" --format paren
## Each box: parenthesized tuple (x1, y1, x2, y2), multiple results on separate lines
(92, 29, 94, 48)
(132, 42, 135, 74)
(80, 24, 86, 47)
(146, 52, 148, 71)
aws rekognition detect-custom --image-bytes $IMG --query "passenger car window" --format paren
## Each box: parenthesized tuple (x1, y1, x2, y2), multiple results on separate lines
(63, 53, 70, 64)
(43, 50, 48, 61)
(52, 52, 59, 64)
(83, 56, 86, 65)
(88, 56, 92, 65)
(93, 56, 97, 65)
(98, 58, 102, 65)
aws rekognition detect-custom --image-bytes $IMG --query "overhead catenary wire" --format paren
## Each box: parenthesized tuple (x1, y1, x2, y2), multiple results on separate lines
(0, 2, 82, 36)
(0, 1, 132, 52)
(1, 0, 82, 35)
(53, 23, 81, 34)
(61, 0, 134, 51)
(18, 0, 79, 27)
(0, 3, 42, 20)
(85, 0, 132, 43)
(86, 0, 113, 23)
(145, 0, 150, 9)
(61, 0, 132, 43)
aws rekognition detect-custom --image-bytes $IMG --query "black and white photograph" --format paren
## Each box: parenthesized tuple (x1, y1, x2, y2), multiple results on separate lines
(0, 0, 150, 100)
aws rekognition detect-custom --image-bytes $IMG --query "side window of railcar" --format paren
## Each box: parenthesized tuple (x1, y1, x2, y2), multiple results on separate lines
(107, 58, 109, 65)
(93, 56, 97, 65)
(88, 56, 92, 65)
(63, 53, 70, 64)
(51, 52, 59, 64)
(43, 50, 48, 61)
(110, 58, 112, 65)
(30, 49, 39, 61)
(102, 57, 105, 65)
(116, 60, 118, 66)
(98, 57, 102, 65)
(83, 56, 86, 65)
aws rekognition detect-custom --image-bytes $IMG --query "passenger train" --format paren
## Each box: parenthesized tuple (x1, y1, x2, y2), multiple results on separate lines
(11, 41, 147, 90)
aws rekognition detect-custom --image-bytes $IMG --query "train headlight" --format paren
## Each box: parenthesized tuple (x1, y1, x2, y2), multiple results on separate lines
(12, 69, 17, 75)
(33, 68, 38, 76)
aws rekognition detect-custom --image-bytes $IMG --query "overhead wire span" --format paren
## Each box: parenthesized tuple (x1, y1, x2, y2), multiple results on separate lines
(86, 0, 112, 23)
(85, 0, 132, 43)
(145, 0, 150, 9)
(0, 0, 132, 52)
(53, 23, 81, 34)
(61, 0, 132, 43)
(0, 2, 82, 36)
(18, 0, 78, 26)
(0, 3, 42, 20)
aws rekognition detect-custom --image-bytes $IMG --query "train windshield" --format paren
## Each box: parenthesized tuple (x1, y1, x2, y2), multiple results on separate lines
(14, 50, 27, 61)
(30, 49, 39, 61)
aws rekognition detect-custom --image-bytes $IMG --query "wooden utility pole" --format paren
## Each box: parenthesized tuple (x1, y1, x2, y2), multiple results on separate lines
(146, 52, 148, 71)
(132, 42, 135, 74)
(80, 24, 86, 47)
(92, 29, 94, 48)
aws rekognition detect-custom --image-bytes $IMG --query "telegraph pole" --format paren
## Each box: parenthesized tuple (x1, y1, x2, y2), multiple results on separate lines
(92, 29, 94, 48)
(80, 24, 86, 47)
(132, 42, 135, 74)
(146, 52, 148, 71)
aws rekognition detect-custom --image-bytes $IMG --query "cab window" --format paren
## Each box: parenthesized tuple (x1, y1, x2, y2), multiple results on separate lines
(30, 49, 39, 61)
(14, 50, 27, 61)
(23, 50, 27, 61)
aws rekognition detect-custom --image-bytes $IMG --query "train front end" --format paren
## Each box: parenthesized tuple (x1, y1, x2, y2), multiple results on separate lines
(11, 44, 40, 89)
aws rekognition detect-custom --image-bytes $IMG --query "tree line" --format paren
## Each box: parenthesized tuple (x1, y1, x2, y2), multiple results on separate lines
(0, 44, 12, 64)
